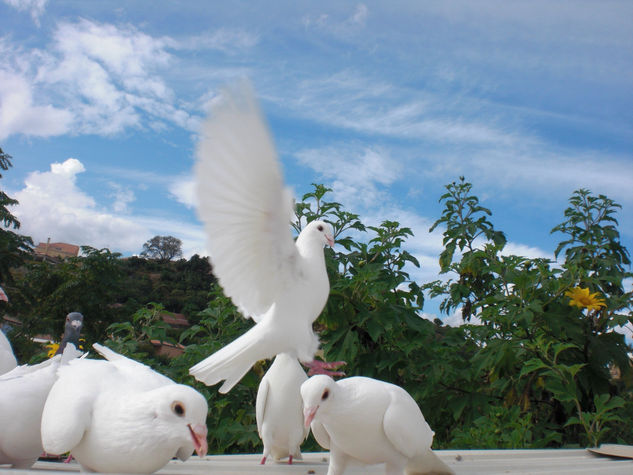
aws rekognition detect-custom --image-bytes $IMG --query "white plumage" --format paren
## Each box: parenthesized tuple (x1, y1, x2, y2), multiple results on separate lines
(189, 81, 335, 393)
(0, 343, 81, 468)
(41, 343, 208, 474)
(301, 375, 454, 475)
(0, 329, 17, 375)
(256, 353, 309, 465)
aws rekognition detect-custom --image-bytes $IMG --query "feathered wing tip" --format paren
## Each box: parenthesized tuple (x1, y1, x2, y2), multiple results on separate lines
(59, 343, 83, 365)
(92, 342, 122, 361)
(190, 324, 276, 393)
(406, 449, 455, 475)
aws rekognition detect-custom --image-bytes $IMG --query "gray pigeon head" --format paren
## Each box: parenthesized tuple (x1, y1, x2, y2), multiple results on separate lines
(56, 312, 84, 355)
(65, 312, 84, 331)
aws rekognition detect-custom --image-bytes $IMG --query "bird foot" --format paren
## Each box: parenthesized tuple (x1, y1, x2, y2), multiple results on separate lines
(288, 455, 293, 465)
(305, 359, 346, 377)
(63, 454, 73, 463)
(260, 456, 266, 465)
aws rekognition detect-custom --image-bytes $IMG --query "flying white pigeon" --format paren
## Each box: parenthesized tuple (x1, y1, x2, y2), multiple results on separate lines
(301, 375, 454, 475)
(0, 329, 17, 375)
(189, 81, 343, 393)
(0, 343, 82, 469)
(256, 353, 309, 465)
(41, 343, 209, 474)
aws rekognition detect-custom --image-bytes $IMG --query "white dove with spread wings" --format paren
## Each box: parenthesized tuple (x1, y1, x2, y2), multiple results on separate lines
(189, 82, 342, 393)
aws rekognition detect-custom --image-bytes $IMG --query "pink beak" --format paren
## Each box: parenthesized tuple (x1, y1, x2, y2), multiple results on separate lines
(188, 423, 208, 457)
(326, 235, 335, 247)
(303, 406, 318, 428)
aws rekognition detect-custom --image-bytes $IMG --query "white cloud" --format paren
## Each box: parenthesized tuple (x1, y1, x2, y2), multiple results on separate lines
(285, 71, 522, 146)
(174, 28, 259, 53)
(302, 3, 369, 36)
(1, 19, 199, 139)
(296, 145, 401, 208)
(10, 159, 206, 256)
(108, 183, 135, 214)
(168, 175, 196, 209)
(614, 324, 633, 343)
(501, 243, 552, 261)
(351, 4, 368, 26)
(422, 306, 482, 328)
(0, 68, 73, 140)
(3, 0, 47, 26)
(12, 158, 141, 251)
(38, 19, 188, 134)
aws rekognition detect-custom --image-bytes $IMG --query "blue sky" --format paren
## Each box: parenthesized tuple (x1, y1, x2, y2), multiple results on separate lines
(1, 1, 632, 321)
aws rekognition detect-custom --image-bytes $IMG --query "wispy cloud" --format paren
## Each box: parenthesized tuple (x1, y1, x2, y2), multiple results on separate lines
(302, 3, 369, 37)
(3, 0, 47, 26)
(1, 19, 199, 139)
(173, 28, 259, 54)
(295, 145, 401, 208)
(278, 71, 526, 147)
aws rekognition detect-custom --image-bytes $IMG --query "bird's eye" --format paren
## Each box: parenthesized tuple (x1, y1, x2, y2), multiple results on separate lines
(322, 389, 329, 400)
(171, 401, 185, 417)
(317, 225, 324, 232)
(66, 317, 70, 322)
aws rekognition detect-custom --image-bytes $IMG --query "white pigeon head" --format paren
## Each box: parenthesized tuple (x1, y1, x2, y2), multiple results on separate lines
(300, 374, 338, 427)
(148, 384, 209, 459)
(298, 220, 335, 248)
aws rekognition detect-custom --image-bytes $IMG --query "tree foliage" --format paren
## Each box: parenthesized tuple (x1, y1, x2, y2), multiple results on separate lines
(141, 235, 183, 261)
(4, 180, 633, 453)
(0, 147, 33, 285)
(423, 179, 633, 447)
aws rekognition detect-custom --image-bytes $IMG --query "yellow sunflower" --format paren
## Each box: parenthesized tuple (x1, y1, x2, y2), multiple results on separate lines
(46, 342, 60, 358)
(564, 287, 606, 311)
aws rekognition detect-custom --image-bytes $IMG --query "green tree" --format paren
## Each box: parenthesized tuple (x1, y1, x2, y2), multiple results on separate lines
(0, 147, 33, 286)
(141, 235, 183, 261)
(10, 246, 126, 361)
(424, 178, 633, 447)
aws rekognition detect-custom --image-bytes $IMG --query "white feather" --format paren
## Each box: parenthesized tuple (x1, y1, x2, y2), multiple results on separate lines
(0, 330, 17, 375)
(256, 353, 309, 463)
(0, 344, 81, 469)
(195, 81, 297, 318)
(41, 343, 209, 474)
(300, 375, 454, 475)
(190, 81, 334, 393)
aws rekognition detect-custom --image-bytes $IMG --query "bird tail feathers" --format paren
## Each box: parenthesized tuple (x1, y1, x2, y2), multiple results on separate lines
(189, 324, 275, 393)
(406, 449, 455, 475)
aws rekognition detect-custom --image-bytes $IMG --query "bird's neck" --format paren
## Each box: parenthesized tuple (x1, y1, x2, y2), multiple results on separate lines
(296, 237, 324, 260)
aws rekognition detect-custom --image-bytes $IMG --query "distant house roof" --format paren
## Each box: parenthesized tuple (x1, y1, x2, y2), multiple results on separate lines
(34, 241, 80, 259)
(150, 340, 185, 358)
(161, 312, 190, 328)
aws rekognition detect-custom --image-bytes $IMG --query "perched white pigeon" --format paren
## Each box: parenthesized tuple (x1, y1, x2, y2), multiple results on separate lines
(301, 375, 454, 475)
(256, 353, 309, 465)
(0, 343, 81, 469)
(0, 329, 17, 375)
(189, 81, 342, 393)
(41, 343, 208, 474)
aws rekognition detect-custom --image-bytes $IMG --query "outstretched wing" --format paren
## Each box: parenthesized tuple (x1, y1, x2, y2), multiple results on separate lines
(196, 81, 299, 320)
